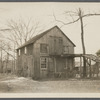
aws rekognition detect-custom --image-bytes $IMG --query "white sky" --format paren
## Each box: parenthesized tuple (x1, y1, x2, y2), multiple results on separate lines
(0, 2, 100, 55)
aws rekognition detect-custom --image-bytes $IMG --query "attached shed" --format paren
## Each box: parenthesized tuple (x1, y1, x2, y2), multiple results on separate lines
(16, 26, 76, 79)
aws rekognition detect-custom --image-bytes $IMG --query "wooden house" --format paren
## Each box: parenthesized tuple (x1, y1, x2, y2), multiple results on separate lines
(16, 26, 76, 79)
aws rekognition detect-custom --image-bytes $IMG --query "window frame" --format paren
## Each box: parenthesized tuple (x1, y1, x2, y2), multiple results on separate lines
(24, 47, 27, 54)
(63, 46, 69, 53)
(40, 57, 48, 69)
(59, 37, 63, 44)
(18, 49, 21, 56)
(40, 43, 48, 54)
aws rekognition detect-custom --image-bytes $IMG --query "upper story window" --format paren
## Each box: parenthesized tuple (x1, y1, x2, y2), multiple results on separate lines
(18, 49, 21, 56)
(63, 46, 69, 53)
(59, 37, 63, 44)
(40, 44, 48, 53)
(27, 44, 33, 55)
(24, 47, 27, 54)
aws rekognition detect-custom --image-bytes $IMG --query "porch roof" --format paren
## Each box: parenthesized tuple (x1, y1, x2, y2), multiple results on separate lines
(50, 54, 100, 62)
(49, 54, 83, 58)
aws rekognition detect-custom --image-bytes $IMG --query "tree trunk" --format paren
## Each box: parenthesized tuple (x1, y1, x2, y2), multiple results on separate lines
(0, 42, 3, 73)
(13, 43, 16, 74)
(6, 53, 9, 74)
(79, 9, 87, 78)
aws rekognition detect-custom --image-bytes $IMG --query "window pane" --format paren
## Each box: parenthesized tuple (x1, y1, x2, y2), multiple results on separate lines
(19, 49, 21, 56)
(41, 64, 46, 68)
(41, 57, 47, 68)
(59, 37, 63, 43)
(27, 44, 33, 55)
(25, 47, 27, 54)
(63, 46, 68, 53)
(40, 44, 47, 53)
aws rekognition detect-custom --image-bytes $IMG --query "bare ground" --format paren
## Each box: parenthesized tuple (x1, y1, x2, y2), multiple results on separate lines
(0, 73, 100, 93)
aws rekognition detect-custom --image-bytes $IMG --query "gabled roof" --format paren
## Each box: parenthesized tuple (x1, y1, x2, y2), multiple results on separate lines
(17, 25, 76, 50)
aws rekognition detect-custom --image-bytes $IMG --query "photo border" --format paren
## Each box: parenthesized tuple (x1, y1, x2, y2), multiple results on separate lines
(0, 1, 100, 99)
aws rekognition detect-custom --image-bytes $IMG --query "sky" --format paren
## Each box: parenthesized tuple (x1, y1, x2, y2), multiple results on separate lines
(0, 3, 100, 55)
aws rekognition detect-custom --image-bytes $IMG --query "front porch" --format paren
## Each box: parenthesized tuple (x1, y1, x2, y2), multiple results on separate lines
(48, 54, 100, 79)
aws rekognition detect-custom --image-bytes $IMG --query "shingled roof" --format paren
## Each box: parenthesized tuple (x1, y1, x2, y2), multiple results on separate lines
(17, 26, 76, 49)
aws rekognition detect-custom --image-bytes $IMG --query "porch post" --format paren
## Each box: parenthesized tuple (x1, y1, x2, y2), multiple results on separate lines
(89, 59, 91, 78)
(54, 57, 56, 73)
(86, 58, 88, 77)
(80, 57, 82, 78)
(96, 62, 99, 78)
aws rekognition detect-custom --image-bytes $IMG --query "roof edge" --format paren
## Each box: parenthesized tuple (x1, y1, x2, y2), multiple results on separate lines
(16, 25, 76, 49)
(56, 26, 76, 47)
(16, 25, 57, 50)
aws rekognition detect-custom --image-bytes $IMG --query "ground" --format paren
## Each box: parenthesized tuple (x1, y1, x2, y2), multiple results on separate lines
(0, 73, 100, 93)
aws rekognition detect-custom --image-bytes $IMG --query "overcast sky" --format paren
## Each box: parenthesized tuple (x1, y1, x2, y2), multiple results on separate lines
(0, 3, 100, 55)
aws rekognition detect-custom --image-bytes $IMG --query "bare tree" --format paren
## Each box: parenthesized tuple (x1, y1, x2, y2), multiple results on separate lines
(0, 40, 9, 73)
(5, 42, 12, 73)
(0, 40, 16, 73)
(0, 18, 46, 74)
(53, 8, 100, 77)
(0, 40, 3, 73)
(0, 18, 44, 49)
(5, 18, 41, 47)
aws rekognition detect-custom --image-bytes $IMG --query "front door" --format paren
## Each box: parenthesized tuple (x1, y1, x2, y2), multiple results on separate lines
(56, 58, 66, 72)
(40, 57, 48, 78)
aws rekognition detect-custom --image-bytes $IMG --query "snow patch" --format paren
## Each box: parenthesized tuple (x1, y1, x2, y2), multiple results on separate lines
(1, 77, 36, 83)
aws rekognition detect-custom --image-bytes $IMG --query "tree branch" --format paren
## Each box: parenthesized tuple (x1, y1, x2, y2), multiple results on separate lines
(53, 7, 100, 28)
(82, 13, 100, 18)
(0, 46, 15, 59)
(53, 12, 80, 27)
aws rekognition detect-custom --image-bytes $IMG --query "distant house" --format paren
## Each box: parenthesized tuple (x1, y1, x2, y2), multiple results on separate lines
(16, 26, 76, 79)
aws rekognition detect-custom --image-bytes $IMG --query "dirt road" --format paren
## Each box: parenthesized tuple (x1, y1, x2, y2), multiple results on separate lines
(0, 74, 100, 93)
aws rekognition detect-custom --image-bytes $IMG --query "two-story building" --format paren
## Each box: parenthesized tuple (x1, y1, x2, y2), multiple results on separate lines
(16, 26, 76, 79)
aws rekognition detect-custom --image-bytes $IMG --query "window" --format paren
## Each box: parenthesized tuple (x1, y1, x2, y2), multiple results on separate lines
(40, 57, 47, 68)
(63, 46, 69, 53)
(18, 49, 21, 56)
(24, 47, 27, 54)
(40, 44, 48, 53)
(59, 37, 63, 44)
(27, 44, 33, 55)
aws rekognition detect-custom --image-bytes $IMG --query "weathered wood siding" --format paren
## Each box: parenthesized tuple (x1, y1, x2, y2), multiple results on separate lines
(17, 44, 34, 77)
(67, 58, 74, 70)
(33, 43, 40, 79)
(33, 27, 75, 78)
(17, 26, 75, 78)
(34, 27, 74, 56)
(56, 58, 66, 72)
